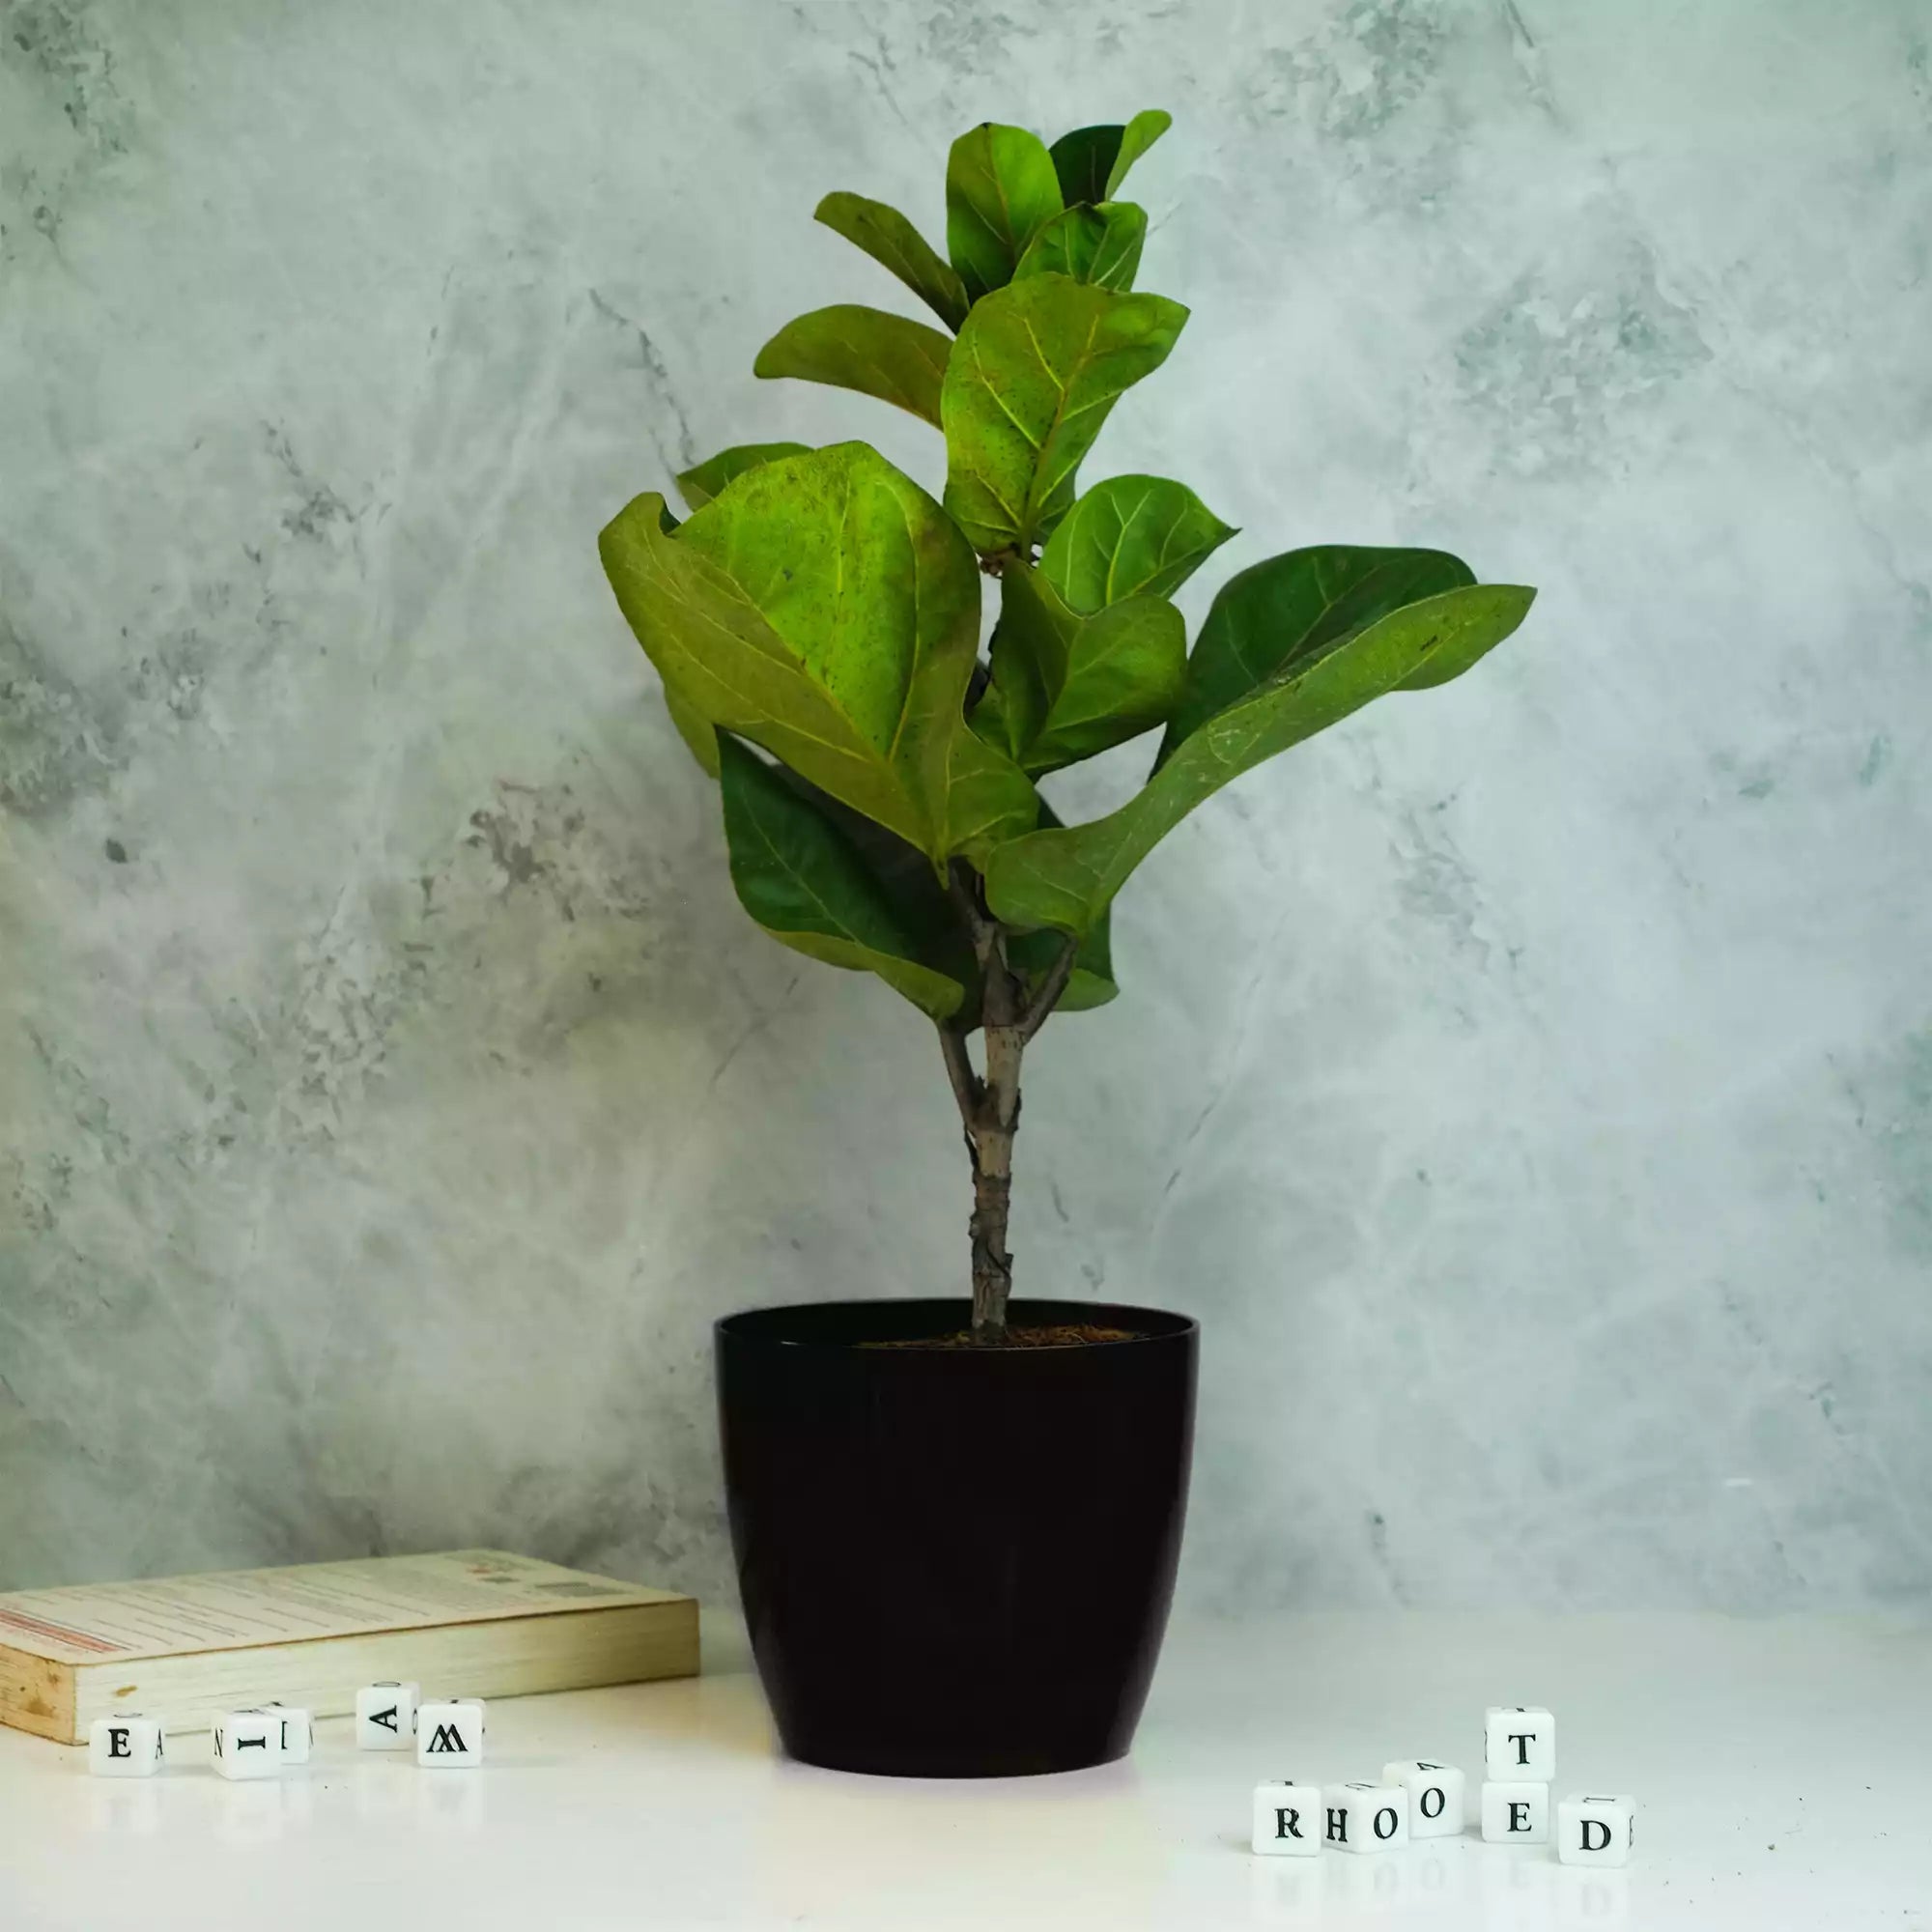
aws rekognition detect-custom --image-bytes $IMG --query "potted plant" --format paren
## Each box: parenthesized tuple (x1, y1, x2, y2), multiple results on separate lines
(599, 110, 1535, 1777)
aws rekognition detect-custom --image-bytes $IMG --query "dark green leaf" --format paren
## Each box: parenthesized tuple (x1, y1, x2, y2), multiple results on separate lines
(1162, 546, 1479, 754)
(981, 565, 1184, 774)
(1038, 473, 1236, 613)
(814, 191, 969, 331)
(945, 123, 1064, 303)
(1106, 108, 1172, 197)
(942, 274, 1188, 555)
(986, 584, 1537, 935)
(718, 736, 966, 1019)
(675, 441, 812, 513)
(753, 305, 952, 428)
(1013, 201, 1147, 292)
(599, 441, 1035, 862)
(1047, 124, 1122, 206)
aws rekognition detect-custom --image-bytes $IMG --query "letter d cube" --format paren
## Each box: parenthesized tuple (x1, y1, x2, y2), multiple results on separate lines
(1557, 1793, 1634, 1867)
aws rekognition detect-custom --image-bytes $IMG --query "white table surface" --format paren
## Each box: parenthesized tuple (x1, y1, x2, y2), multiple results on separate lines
(2, 1611, 1927, 1929)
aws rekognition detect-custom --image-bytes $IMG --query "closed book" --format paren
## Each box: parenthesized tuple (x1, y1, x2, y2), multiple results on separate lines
(0, 1548, 697, 1745)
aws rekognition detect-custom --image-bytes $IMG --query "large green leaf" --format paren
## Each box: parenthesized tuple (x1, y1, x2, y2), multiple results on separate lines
(662, 679, 721, 777)
(599, 441, 1034, 863)
(1013, 201, 1147, 292)
(1039, 473, 1237, 613)
(979, 564, 1184, 775)
(814, 192, 969, 331)
(753, 306, 951, 428)
(942, 274, 1188, 555)
(675, 441, 811, 513)
(986, 583, 1537, 935)
(718, 735, 966, 1019)
(1047, 109, 1172, 205)
(1163, 545, 1481, 753)
(945, 123, 1064, 303)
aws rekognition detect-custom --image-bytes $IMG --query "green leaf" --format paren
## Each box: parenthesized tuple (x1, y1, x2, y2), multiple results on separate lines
(662, 678, 721, 777)
(1163, 546, 1481, 754)
(718, 736, 966, 1019)
(981, 565, 1184, 774)
(814, 191, 970, 332)
(986, 583, 1537, 936)
(1013, 200, 1147, 292)
(945, 123, 1064, 304)
(1046, 109, 1171, 205)
(1105, 108, 1172, 197)
(675, 442, 812, 513)
(599, 441, 1035, 863)
(753, 306, 952, 428)
(1007, 801, 1117, 1011)
(942, 274, 1188, 555)
(1038, 473, 1236, 613)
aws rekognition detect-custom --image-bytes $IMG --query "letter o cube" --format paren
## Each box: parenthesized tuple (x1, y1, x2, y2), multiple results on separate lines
(1323, 1781, 1407, 1855)
(416, 1697, 485, 1768)
(1381, 1758, 1465, 1839)
(89, 1713, 164, 1776)
(1251, 1778, 1323, 1856)
(1484, 1704, 1554, 1781)
(1481, 1779, 1550, 1843)
(1557, 1793, 1634, 1867)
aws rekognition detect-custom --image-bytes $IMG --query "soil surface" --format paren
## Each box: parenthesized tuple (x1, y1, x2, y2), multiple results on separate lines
(864, 1322, 1140, 1350)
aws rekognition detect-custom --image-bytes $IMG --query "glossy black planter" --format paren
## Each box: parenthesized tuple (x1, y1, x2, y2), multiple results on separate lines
(716, 1297, 1197, 1777)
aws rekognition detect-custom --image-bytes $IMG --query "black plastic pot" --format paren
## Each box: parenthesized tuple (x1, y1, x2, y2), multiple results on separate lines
(716, 1297, 1197, 1777)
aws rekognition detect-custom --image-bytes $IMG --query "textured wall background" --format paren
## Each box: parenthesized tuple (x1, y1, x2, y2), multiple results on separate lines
(4, 0, 1929, 1615)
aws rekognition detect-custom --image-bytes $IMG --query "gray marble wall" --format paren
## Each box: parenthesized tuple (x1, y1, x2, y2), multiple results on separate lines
(4, 0, 1929, 1614)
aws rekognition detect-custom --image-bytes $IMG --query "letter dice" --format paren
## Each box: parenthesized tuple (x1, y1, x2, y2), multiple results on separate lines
(213, 1708, 282, 1779)
(1251, 1778, 1323, 1856)
(1557, 1793, 1634, 1867)
(1324, 1781, 1407, 1855)
(355, 1681, 420, 1750)
(416, 1697, 485, 1768)
(268, 1703, 312, 1764)
(1481, 1779, 1550, 1843)
(1381, 1759, 1465, 1839)
(89, 1713, 164, 1776)
(1484, 1705, 1554, 1781)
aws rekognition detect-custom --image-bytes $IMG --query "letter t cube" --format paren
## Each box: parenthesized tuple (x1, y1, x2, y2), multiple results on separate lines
(1484, 1705, 1554, 1781)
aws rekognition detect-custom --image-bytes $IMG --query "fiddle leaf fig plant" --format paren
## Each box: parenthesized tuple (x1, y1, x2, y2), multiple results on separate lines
(599, 113, 1537, 1342)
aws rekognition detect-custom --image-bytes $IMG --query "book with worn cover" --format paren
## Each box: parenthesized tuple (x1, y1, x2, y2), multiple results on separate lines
(0, 1548, 698, 1744)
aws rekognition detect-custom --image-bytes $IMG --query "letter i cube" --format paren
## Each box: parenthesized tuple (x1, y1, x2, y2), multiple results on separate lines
(212, 1708, 282, 1779)
(1382, 1759, 1465, 1839)
(1484, 1705, 1554, 1781)
(1251, 1778, 1323, 1856)
(355, 1681, 420, 1750)
(89, 1713, 164, 1776)
(416, 1697, 485, 1768)
(268, 1703, 312, 1763)
(1557, 1793, 1634, 1867)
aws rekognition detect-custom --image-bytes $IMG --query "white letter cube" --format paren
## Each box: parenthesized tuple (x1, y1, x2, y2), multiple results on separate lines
(1557, 1792, 1634, 1867)
(1324, 1781, 1407, 1854)
(1484, 1705, 1554, 1781)
(268, 1704, 312, 1764)
(1481, 1779, 1550, 1843)
(89, 1713, 164, 1776)
(213, 1709, 282, 1779)
(416, 1697, 485, 1768)
(1381, 1759, 1464, 1839)
(355, 1681, 420, 1750)
(1251, 1778, 1323, 1855)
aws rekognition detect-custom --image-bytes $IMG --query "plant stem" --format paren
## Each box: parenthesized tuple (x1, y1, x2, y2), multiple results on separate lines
(939, 868, 1080, 1343)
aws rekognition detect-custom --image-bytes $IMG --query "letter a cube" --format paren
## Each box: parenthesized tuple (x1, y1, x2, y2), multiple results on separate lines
(1251, 1778, 1323, 1855)
(355, 1680, 420, 1750)
(416, 1697, 485, 1768)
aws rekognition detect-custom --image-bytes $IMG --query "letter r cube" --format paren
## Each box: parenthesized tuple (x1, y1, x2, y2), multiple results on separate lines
(1251, 1778, 1322, 1856)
